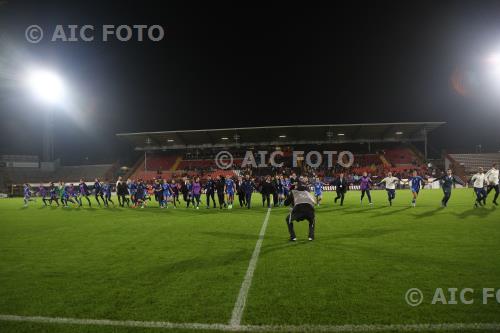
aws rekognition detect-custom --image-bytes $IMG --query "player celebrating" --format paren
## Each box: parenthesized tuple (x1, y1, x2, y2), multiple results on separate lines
(23, 183, 33, 207)
(78, 179, 92, 207)
(160, 179, 171, 208)
(485, 163, 499, 205)
(94, 178, 104, 207)
(471, 167, 487, 207)
(408, 170, 426, 207)
(192, 177, 202, 209)
(49, 182, 60, 207)
(313, 177, 324, 206)
(39, 184, 50, 206)
(377, 172, 400, 206)
(359, 172, 373, 206)
(431, 169, 464, 207)
(225, 176, 236, 209)
(170, 179, 180, 207)
(102, 181, 115, 207)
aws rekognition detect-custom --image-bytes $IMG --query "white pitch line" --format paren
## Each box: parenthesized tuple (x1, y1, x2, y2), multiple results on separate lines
(1, 314, 500, 332)
(229, 207, 271, 328)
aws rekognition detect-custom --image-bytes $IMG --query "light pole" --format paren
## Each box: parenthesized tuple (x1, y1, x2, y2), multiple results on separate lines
(25, 69, 65, 162)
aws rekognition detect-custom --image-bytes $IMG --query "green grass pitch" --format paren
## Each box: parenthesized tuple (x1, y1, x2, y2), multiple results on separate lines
(0, 189, 499, 333)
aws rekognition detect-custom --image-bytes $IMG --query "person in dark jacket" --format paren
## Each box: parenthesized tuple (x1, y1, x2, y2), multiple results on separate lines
(333, 172, 349, 206)
(271, 176, 279, 207)
(431, 169, 464, 207)
(216, 175, 226, 209)
(241, 174, 257, 208)
(261, 176, 274, 208)
(205, 176, 217, 208)
(116, 179, 130, 207)
(236, 176, 246, 207)
(284, 177, 316, 241)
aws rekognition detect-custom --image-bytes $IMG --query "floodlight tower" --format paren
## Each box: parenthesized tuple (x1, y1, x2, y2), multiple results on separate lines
(26, 69, 65, 162)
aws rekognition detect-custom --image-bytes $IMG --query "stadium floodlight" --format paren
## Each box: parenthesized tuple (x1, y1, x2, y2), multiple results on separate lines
(221, 137, 228, 140)
(337, 133, 345, 136)
(26, 69, 65, 104)
(279, 135, 286, 138)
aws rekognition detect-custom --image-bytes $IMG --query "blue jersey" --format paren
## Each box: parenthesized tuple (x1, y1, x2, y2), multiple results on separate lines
(162, 183, 171, 196)
(225, 179, 235, 194)
(283, 179, 291, 194)
(313, 182, 323, 195)
(62, 186, 70, 199)
(103, 184, 111, 196)
(409, 176, 424, 192)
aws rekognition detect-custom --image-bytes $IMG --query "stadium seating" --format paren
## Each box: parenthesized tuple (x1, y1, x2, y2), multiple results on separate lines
(448, 153, 500, 173)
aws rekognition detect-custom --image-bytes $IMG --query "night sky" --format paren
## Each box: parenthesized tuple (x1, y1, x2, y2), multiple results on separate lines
(0, 1, 500, 165)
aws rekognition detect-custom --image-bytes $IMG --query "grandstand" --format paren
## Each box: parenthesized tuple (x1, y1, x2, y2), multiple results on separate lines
(117, 122, 444, 180)
(444, 152, 500, 181)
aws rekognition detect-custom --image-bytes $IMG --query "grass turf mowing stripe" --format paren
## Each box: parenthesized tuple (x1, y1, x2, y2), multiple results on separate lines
(1, 314, 500, 332)
(230, 208, 272, 328)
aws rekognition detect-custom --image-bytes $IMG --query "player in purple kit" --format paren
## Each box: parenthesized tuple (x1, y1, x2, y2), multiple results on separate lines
(78, 179, 92, 207)
(23, 183, 34, 207)
(39, 185, 50, 206)
(359, 172, 373, 206)
(192, 177, 202, 209)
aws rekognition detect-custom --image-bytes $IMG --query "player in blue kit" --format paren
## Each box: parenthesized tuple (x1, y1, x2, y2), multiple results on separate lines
(68, 184, 80, 205)
(61, 183, 77, 207)
(94, 178, 105, 207)
(225, 177, 236, 209)
(408, 170, 427, 207)
(127, 179, 137, 206)
(283, 176, 291, 200)
(313, 177, 324, 206)
(102, 181, 115, 207)
(161, 179, 171, 208)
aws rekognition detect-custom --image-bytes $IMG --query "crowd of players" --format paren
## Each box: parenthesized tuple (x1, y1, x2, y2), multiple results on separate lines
(21, 164, 499, 209)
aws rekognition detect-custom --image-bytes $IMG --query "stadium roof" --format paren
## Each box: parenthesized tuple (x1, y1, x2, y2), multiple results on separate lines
(117, 122, 446, 151)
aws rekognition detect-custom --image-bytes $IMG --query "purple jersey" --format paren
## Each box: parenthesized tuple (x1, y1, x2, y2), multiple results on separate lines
(360, 176, 372, 190)
(39, 186, 47, 197)
(192, 182, 201, 195)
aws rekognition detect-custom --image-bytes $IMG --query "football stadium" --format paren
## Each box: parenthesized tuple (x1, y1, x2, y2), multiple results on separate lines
(1, 2, 500, 333)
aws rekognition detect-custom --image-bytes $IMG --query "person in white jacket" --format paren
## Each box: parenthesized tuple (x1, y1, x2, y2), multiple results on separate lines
(471, 167, 487, 207)
(485, 163, 499, 206)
